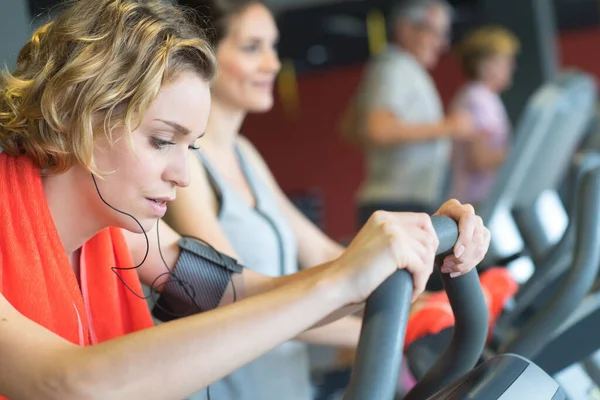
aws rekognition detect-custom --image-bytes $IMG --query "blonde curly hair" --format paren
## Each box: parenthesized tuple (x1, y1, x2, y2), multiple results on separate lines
(0, 0, 217, 175)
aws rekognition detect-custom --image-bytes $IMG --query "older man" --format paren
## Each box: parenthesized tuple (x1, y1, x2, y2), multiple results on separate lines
(348, 0, 475, 224)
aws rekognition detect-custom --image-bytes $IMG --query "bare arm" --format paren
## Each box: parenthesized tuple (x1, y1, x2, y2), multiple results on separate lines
(354, 60, 470, 146)
(296, 314, 362, 348)
(125, 220, 361, 325)
(0, 264, 349, 400)
(364, 108, 452, 145)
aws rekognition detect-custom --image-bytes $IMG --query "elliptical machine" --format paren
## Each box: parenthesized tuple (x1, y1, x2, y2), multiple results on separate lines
(344, 216, 565, 400)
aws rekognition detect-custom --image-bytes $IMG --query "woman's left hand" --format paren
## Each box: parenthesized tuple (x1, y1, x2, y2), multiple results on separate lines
(434, 199, 491, 278)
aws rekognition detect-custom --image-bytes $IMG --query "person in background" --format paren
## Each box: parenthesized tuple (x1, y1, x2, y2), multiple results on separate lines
(450, 25, 520, 206)
(163, 1, 363, 398)
(161, 1, 510, 399)
(341, 0, 476, 227)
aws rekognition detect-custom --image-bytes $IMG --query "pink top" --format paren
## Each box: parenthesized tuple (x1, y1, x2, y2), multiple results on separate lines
(450, 82, 511, 204)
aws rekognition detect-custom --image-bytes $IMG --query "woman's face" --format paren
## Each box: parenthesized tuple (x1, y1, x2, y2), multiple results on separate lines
(211, 3, 281, 113)
(85, 71, 211, 233)
(480, 53, 516, 92)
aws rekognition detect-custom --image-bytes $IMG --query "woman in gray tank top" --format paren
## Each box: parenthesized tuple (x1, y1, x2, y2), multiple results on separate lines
(158, 1, 364, 399)
(150, 2, 511, 400)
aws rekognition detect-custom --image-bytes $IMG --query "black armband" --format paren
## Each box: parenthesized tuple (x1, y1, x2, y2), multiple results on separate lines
(152, 236, 243, 322)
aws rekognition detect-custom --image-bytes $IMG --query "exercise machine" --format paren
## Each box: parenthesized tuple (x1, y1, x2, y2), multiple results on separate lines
(345, 216, 566, 399)
(404, 156, 600, 388)
(479, 70, 596, 280)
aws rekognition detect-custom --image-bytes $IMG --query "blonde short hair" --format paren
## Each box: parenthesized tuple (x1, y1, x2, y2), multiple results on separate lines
(457, 25, 520, 80)
(0, 0, 217, 175)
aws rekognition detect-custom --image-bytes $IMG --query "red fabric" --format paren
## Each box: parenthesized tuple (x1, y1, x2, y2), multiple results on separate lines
(479, 268, 519, 329)
(404, 268, 519, 350)
(0, 153, 154, 349)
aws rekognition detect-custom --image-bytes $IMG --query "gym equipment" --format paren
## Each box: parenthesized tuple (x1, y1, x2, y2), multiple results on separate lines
(497, 157, 600, 358)
(527, 158, 600, 375)
(479, 70, 597, 277)
(345, 216, 565, 400)
(499, 152, 600, 328)
(405, 155, 600, 384)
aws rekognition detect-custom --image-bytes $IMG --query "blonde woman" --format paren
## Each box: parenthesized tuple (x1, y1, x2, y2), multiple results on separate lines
(0, 1, 489, 399)
(450, 26, 520, 205)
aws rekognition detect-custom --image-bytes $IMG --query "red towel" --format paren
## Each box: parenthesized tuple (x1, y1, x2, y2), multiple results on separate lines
(0, 153, 154, 349)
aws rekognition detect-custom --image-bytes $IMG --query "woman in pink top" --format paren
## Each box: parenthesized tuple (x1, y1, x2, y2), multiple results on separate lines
(450, 26, 520, 206)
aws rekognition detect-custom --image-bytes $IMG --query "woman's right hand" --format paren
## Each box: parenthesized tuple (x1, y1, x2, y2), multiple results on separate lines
(334, 211, 440, 305)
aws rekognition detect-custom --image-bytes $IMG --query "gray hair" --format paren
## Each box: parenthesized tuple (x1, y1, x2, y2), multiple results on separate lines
(390, 0, 454, 26)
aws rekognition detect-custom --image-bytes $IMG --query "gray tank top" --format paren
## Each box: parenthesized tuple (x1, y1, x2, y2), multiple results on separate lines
(189, 144, 312, 400)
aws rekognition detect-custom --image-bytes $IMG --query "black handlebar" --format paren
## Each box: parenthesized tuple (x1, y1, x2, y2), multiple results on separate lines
(345, 216, 489, 400)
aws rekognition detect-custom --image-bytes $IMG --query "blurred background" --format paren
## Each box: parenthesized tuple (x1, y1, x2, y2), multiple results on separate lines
(3, 0, 598, 243)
